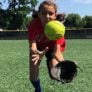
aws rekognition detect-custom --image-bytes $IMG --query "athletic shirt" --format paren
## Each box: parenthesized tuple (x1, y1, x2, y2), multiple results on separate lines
(28, 18, 66, 51)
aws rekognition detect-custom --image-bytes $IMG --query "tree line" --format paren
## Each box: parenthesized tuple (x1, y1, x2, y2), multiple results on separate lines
(0, 0, 92, 30)
(64, 13, 92, 29)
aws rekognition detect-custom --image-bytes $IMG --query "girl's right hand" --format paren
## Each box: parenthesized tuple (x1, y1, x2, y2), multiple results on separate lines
(31, 47, 48, 65)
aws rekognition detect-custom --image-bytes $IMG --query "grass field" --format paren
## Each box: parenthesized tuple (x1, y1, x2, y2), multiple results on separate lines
(0, 39, 92, 92)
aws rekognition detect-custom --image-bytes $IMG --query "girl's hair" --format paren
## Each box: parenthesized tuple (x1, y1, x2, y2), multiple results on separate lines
(32, 10, 38, 18)
(38, 1, 57, 13)
(56, 14, 66, 22)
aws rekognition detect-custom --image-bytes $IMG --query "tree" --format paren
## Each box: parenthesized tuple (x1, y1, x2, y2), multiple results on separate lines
(0, 9, 9, 29)
(0, 0, 38, 30)
(0, 2, 2, 8)
(81, 16, 92, 28)
(64, 13, 82, 29)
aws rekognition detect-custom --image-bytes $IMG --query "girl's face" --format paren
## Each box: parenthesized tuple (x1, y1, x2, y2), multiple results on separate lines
(38, 4, 56, 27)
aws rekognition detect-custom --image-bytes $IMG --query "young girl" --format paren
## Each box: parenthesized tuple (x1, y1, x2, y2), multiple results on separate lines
(28, 1, 66, 92)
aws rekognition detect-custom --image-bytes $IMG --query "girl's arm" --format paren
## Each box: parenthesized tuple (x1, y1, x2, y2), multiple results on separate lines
(29, 40, 48, 65)
(53, 44, 64, 62)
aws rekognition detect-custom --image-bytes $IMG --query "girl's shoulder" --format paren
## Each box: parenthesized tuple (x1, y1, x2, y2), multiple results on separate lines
(30, 18, 41, 25)
(28, 18, 42, 29)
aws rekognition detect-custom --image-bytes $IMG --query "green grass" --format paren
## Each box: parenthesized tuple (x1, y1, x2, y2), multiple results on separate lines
(0, 39, 92, 92)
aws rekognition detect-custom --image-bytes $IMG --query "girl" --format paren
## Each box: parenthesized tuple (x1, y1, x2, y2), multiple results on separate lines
(28, 1, 66, 92)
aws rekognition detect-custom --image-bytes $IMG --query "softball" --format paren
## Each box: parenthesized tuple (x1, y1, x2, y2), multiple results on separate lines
(44, 20, 65, 40)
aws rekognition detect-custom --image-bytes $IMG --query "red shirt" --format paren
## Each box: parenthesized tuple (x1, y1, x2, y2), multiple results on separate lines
(28, 18, 66, 51)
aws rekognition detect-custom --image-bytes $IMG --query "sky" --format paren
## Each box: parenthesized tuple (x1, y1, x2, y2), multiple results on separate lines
(1, 0, 92, 17)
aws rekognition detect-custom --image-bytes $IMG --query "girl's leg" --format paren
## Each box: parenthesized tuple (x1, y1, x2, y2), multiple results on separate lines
(29, 54, 42, 92)
(45, 49, 63, 79)
(45, 50, 57, 78)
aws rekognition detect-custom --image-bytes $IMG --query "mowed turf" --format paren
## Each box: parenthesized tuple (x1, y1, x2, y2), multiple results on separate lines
(0, 39, 92, 92)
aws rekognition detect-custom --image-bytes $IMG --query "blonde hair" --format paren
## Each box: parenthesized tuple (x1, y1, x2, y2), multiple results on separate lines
(38, 1, 57, 13)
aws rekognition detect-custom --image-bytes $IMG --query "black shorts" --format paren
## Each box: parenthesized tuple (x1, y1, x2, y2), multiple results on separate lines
(45, 49, 54, 79)
(45, 49, 54, 61)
